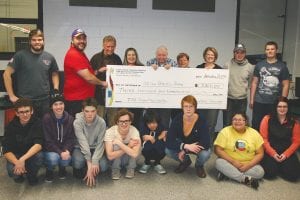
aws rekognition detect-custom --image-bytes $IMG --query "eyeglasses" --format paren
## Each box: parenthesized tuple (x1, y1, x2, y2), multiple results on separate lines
(17, 110, 31, 115)
(232, 118, 246, 122)
(117, 120, 131, 125)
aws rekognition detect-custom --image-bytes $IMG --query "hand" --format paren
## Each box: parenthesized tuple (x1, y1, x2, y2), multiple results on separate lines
(185, 143, 204, 154)
(158, 131, 167, 141)
(14, 159, 26, 175)
(128, 139, 140, 148)
(91, 164, 100, 177)
(83, 168, 96, 187)
(61, 151, 70, 160)
(238, 163, 251, 172)
(101, 81, 108, 88)
(98, 67, 107, 73)
(273, 153, 282, 162)
(249, 101, 253, 109)
(164, 64, 171, 70)
(231, 160, 243, 169)
(10, 95, 19, 103)
(178, 150, 185, 162)
(278, 154, 287, 162)
(143, 135, 155, 144)
(151, 64, 158, 70)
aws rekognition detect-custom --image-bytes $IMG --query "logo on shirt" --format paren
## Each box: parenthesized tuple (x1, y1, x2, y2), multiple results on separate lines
(235, 139, 246, 151)
(42, 59, 51, 65)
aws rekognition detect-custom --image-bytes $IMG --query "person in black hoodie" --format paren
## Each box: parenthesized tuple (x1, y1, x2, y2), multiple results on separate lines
(2, 98, 43, 186)
(43, 91, 76, 182)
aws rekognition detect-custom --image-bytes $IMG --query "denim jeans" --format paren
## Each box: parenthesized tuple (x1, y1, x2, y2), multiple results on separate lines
(110, 144, 137, 170)
(252, 101, 274, 130)
(165, 147, 211, 168)
(44, 152, 71, 170)
(72, 148, 108, 172)
(6, 152, 43, 179)
(198, 109, 219, 142)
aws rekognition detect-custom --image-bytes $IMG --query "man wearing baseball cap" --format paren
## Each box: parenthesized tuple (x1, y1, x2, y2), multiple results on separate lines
(63, 28, 107, 117)
(223, 43, 254, 126)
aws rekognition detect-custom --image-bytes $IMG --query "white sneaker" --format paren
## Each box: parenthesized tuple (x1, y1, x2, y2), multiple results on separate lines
(139, 164, 151, 174)
(154, 164, 167, 174)
(112, 169, 121, 180)
(125, 168, 135, 179)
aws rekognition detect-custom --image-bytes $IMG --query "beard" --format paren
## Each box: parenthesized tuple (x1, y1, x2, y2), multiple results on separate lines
(30, 44, 44, 53)
(73, 42, 86, 52)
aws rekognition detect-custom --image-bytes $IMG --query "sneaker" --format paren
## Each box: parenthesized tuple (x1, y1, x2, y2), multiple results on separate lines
(139, 164, 151, 174)
(244, 176, 259, 189)
(125, 168, 135, 179)
(217, 171, 225, 181)
(154, 164, 167, 174)
(13, 175, 25, 183)
(58, 167, 67, 180)
(45, 170, 54, 183)
(112, 169, 121, 180)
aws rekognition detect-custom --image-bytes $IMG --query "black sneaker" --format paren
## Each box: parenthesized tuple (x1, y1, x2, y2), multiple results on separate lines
(244, 176, 259, 189)
(58, 167, 67, 180)
(45, 170, 54, 183)
(217, 172, 225, 181)
(14, 175, 25, 183)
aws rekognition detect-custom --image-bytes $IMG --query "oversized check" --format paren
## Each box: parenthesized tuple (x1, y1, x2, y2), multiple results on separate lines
(105, 65, 229, 109)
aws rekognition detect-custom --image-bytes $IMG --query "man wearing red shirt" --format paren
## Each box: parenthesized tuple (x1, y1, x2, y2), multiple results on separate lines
(64, 28, 107, 116)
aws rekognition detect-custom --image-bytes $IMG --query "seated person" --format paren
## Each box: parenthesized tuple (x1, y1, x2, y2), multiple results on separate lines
(72, 98, 108, 187)
(2, 98, 43, 186)
(165, 95, 211, 178)
(43, 91, 76, 182)
(214, 112, 264, 189)
(260, 96, 300, 182)
(139, 110, 167, 174)
(104, 109, 141, 180)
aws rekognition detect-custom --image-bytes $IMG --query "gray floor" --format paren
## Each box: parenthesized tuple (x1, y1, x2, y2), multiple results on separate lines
(0, 153, 299, 200)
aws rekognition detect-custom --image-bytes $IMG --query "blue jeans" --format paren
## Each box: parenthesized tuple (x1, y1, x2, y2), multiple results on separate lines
(110, 144, 137, 170)
(72, 148, 108, 172)
(223, 98, 247, 127)
(44, 152, 71, 170)
(252, 101, 274, 130)
(6, 152, 43, 179)
(165, 147, 211, 168)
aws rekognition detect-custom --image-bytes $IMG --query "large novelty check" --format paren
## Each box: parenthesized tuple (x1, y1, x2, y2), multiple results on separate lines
(105, 65, 229, 109)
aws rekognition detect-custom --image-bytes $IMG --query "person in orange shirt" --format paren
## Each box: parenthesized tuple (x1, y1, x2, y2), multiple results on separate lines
(260, 96, 300, 182)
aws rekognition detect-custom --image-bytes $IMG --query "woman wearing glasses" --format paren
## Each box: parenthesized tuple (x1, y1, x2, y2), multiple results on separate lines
(214, 112, 264, 189)
(260, 96, 300, 182)
(104, 109, 141, 180)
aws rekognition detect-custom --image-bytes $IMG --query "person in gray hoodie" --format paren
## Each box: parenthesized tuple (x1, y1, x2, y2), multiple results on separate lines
(72, 97, 108, 187)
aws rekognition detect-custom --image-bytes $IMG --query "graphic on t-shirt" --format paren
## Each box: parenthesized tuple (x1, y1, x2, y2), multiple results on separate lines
(235, 139, 247, 151)
(259, 67, 279, 95)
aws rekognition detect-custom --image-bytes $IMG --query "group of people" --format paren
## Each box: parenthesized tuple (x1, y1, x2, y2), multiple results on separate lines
(1, 28, 300, 189)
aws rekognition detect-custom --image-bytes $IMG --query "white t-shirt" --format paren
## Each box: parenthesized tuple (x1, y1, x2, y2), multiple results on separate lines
(104, 125, 140, 144)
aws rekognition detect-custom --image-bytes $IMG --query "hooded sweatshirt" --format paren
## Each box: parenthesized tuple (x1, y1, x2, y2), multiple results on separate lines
(43, 111, 76, 154)
(224, 58, 254, 99)
(73, 112, 106, 165)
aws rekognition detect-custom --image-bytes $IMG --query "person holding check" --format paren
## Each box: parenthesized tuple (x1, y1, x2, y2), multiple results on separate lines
(165, 95, 211, 178)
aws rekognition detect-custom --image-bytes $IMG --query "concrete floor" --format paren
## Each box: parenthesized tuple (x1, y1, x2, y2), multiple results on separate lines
(0, 153, 299, 200)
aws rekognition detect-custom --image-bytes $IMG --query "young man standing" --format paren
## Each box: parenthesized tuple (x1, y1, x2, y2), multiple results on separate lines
(2, 98, 43, 185)
(72, 98, 108, 187)
(3, 29, 59, 118)
(250, 41, 290, 130)
(223, 44, 254, 126)
(64, 29, 107, 117)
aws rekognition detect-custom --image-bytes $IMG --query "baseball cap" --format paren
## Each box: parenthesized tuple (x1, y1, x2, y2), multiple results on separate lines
(71, 28, 86, 38)
(50, 91, 65, 107)
(234, 43, 246, 52)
